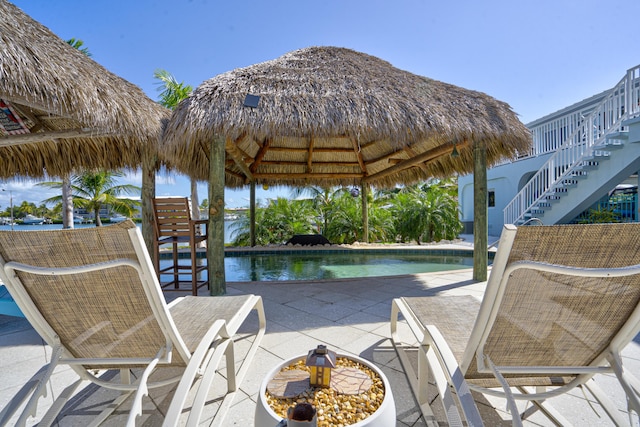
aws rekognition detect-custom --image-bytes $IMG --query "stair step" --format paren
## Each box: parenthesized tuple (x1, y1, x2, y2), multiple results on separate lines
(561, 179, 579, 186)
(579, 161, 600, 169)
(569, 171, 588, 179)
(599, 140, 625, 149)
(622, 116, 640, 127)
(606, 131, 629, 141)
(549, 188, 568, 195)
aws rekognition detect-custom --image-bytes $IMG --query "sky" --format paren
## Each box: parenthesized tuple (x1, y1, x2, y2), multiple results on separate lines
(2, 0, 639, 210)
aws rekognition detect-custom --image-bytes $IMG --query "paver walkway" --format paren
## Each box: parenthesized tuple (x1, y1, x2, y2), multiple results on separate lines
(1, 240, 638, 425)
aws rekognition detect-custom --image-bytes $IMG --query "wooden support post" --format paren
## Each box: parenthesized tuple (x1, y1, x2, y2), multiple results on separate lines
(141, 146, 156, 263)
(361, 182, 369, 243)
(473, 139, 488, 281)
(208, 136, 227, 295)
(250, 181, 256, 247)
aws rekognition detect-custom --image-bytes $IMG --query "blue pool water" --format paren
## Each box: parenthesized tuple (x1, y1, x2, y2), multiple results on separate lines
(0, 223, 480, 282)
(161, 250, 479, 282)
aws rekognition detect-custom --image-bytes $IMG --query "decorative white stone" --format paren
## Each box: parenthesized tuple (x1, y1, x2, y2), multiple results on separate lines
(255, 353, 395, 427)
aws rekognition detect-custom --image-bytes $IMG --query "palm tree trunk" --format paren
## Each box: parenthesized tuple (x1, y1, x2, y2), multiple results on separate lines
(95, 207, 102, 226)
(62, 175, 74, 229)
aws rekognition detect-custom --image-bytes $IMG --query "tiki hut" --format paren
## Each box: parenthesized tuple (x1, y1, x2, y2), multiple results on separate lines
(0, 0, 169, 251)
(162, 46, 532, 294)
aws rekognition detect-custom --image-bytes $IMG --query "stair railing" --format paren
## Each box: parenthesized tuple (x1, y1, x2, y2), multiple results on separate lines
(504, 65, 640, 225)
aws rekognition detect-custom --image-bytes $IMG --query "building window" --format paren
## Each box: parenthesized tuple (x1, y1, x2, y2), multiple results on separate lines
(488, 190, 495, 208)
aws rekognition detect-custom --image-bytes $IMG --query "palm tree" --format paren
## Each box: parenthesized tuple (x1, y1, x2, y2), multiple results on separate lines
(40, 170, 141, 227)
(66, 38, 92, 57)
(323, 191, 362, 244)
(154, 69, 191, 109)
(391, 180, 462, 244)
(230, 198, 316, 245)
(61, 38, 92, 228)
(290, 186, 348, 235)
(16, 201, 36, 218)
(154, 69, 201, 218)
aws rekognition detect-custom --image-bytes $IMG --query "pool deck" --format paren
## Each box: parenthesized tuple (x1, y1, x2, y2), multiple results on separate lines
(1, 236, 639, 426)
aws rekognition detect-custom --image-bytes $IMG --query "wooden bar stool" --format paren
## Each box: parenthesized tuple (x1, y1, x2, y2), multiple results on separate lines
(152, 196, 208, 295)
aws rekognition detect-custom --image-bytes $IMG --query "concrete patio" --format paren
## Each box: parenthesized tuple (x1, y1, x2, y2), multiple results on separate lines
(1, 246, 639, 426)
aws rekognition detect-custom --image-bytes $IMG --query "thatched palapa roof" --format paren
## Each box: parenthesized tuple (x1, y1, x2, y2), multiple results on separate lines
(162, 46, 531, 189)
(0, 0, 169, 179)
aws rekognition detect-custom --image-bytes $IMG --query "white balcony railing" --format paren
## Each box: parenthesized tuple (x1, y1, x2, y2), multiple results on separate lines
(504, 65, 640, 225)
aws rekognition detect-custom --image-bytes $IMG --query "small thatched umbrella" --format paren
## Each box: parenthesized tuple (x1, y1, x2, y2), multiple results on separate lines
(162, 46, 531, 294)
(0, 0, 169, 252)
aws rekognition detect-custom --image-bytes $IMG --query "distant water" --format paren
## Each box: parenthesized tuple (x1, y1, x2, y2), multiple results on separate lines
(0, 220, 236, 243)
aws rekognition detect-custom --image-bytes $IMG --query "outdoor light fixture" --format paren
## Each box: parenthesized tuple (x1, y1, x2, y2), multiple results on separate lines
(451, 144, 460, 158)
(306, 344, 336, 388)
(243, 94, 260, 109)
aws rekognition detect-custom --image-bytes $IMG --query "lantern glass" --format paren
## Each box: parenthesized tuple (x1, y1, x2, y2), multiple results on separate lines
(306, 345, 336, 388)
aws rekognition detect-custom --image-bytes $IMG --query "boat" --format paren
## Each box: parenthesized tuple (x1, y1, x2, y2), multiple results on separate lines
(73, 216, 85, 224)
(109, 215, 128, 223)
(21, 214, 45, 225)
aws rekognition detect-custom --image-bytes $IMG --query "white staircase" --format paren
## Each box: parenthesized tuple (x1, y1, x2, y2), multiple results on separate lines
(504, 66, 640, 225)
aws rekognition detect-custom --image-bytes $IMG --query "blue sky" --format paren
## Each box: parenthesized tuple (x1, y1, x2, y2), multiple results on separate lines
(2, 0, 639, 209)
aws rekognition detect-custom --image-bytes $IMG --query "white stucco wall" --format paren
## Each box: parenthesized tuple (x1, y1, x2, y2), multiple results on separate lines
(458, 153, 552, 234)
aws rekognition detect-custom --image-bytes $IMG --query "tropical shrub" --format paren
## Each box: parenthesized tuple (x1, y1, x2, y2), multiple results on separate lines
(391, 180, 462, 244)
(230, 197, 317, 245)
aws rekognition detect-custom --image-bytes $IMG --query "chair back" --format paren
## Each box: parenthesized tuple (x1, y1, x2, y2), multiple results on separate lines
(462, 223, 640, 385)
(152, 197, 197, 239)
(0, 221, 189, 367)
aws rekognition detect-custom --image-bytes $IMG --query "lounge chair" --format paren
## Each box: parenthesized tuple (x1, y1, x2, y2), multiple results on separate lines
(391, 223, 640, 426)
(0, 220, 266, 426)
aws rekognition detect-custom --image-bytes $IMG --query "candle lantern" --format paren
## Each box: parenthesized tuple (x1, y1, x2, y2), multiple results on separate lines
(305, 344, 336, 388)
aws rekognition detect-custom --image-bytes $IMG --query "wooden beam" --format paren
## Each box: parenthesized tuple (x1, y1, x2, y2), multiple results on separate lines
(0, 128, 115, 147)
(0, 94, 74, 120)
(307, 137, 315, 173)
(365, 144, 414, 166)
(259, 160, 360, 167)
(402, 146, 429, 173)
(8, 103, 44, 133)
(362, 141, 469, 183)
(351, 138, 367, 174)
(250, 138, 271, 173)
(268, 146, 355, 153)
(225, 169, 245, 181)
(254, 172, 363, 179)
(225, 137, 253, 183)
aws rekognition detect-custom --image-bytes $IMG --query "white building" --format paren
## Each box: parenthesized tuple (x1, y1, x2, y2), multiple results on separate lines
(458, 65, 640, 235)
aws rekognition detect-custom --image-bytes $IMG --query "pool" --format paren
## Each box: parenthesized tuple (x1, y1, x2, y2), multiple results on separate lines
(160, 249, 487, 282)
